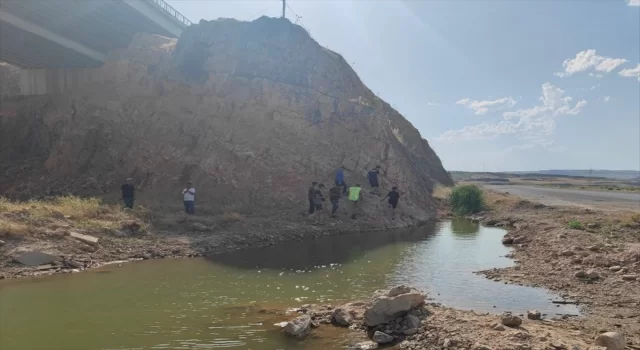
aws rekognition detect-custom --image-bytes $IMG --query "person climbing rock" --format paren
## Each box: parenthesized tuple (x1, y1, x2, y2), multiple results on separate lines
(382, 186, 400, 219)
(182, 182, 196, 215)
(307, 182, 318, 215)
(335, 166, 348, 195)
(314, 184, 326, 211)
(120, 178, 135, 209)
(368, 165, 382, 195)
(347, 184, 362, 219)
(329, 183, 342, 217)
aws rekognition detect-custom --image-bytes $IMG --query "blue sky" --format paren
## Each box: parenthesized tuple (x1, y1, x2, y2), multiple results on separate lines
(168, 0, 640, 171)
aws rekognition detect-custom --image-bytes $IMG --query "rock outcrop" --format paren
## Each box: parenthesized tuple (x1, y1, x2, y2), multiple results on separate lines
(364, 285, 426, 326)
(0, 17, 451, 218)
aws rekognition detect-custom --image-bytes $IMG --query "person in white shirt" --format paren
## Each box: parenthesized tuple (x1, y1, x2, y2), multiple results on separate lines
(182, 182, 196, 215)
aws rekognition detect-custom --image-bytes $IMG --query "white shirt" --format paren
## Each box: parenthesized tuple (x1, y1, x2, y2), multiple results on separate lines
(183, 187, 195, 201)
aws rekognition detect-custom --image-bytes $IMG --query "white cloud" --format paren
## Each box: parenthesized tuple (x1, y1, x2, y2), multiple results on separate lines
(456, 97, 516, 115)
(437, 83, 587, 146)
(628, 0, 640, 6)
(427, 101, 440, 106)
(604, 96, 611, 102)
(556, 49, 627, 77)
(619, 63, 640, 81)
(588, 73, 603, 78)
(590, 84, 600, 90)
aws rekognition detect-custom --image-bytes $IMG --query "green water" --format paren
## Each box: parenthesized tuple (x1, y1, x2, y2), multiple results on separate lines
(0, 220, 578, 350)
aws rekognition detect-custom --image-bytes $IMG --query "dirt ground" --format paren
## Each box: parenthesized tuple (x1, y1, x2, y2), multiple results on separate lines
(484, 185, 640, 211)
(0, 197, 423, 279)
(465, 190, 640, 348)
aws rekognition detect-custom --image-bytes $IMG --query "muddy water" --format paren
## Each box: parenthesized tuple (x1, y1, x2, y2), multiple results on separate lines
(0, 220, 578, 350)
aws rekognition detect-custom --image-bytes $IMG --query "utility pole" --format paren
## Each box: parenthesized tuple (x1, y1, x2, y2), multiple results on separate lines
(282, 0, 286, 18)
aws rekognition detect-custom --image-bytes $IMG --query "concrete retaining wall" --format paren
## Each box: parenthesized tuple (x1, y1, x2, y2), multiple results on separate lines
(19, 68, 100, 95)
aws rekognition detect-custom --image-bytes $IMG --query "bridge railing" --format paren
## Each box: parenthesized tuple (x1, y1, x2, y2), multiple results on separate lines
(147, 0, 193, 27)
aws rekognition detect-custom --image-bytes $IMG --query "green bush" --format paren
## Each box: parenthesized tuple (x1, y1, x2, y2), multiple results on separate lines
(568, 220, 584, 230)
(449, 185, 484, 215)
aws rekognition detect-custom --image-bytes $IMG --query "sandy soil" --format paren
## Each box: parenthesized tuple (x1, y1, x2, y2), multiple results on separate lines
(484, 185, 640, 211)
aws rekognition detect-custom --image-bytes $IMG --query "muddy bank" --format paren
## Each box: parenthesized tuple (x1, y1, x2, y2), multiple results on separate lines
(447, 190, 640, 347)
(277, 286, 617, 350)
(0, 202, 427, 279)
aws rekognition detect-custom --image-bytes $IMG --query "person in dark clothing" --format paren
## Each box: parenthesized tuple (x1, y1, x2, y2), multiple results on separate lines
(368, 165, 382, 195)
(335, 166, 348, 195)
(382, 186, 400, 219)
(329, 184, 342, 217)
(121, 178, 135, 209)
(314, 184, 326, 210)
(307, 182, 318, 215)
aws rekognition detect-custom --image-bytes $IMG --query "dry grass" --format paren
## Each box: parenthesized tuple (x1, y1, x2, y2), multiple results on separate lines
(222, 211, 243, 222)
(483, 189, 521, 209)
(433, 186, 452, 202)
(0, 196, 147, 237)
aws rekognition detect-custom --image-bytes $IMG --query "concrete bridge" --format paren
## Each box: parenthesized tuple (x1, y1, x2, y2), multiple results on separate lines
(0, 0, 192, 95)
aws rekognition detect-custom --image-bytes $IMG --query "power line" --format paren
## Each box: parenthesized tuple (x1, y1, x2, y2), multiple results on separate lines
(246, 4, 274, 21)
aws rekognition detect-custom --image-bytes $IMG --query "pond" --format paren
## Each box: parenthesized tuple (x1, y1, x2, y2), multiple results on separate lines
(0, 219, 578, 350)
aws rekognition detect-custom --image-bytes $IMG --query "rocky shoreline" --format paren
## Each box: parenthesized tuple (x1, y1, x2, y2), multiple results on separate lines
(277, 286, 625, 350)
(0, 206, 429, 280)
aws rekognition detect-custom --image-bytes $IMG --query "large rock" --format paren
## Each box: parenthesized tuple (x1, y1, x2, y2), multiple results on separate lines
(372, 331, 394, 344)
(283, 314, 311, 338)
(0, 17, 452, 217)
(364, 286, 426, 326)
(501, 314, 522, 328)
(404, 314, 421, 329)
(594, 332, 625, 350)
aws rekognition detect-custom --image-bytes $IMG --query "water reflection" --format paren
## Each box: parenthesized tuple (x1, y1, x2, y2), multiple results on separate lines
(207, 221, 438, 270)
(451, 217, 480, 237)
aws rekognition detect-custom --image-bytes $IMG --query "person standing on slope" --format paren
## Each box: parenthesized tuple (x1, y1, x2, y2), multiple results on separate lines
(381, 186, 400, 219)
(121, 178, 135, 209)
(329, 183, 342, 217)
(347, 184, 363, 219)
(335, 166, 348, 195)
(368, 165, 382, 195)
(314, 184, 326, 211)
(182, 182, 196, 215)
(307, 182, 318, 215)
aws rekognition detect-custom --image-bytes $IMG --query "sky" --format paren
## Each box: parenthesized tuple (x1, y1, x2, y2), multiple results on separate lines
(168, 0, 640, 172)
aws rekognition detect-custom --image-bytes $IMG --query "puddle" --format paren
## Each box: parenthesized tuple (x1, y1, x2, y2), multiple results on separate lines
(0, 219, 578, 349)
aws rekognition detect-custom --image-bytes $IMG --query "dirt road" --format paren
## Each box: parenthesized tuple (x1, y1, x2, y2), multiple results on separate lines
(484, 184, 640, 210)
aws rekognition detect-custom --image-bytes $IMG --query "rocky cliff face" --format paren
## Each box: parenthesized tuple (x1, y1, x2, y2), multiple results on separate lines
(0, 17, 451, 218)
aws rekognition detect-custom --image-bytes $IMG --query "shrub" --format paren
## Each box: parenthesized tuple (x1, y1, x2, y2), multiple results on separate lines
(449, 185, 484, 215)
(568, 220, 584, 230)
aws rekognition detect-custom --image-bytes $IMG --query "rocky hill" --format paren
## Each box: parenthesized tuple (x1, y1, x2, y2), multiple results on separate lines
(0, 17, 451, 219)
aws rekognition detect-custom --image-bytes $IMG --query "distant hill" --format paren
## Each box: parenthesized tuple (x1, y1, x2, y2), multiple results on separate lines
(512, 170, 640, 180)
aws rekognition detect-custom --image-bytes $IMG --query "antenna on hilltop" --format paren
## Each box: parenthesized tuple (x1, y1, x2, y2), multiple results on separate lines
(282, 0, 286, 18)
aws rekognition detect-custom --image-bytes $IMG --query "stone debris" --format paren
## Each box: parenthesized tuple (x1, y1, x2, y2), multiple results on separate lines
(12, 251, 60, 266)
(621, 274, 637, 281)
(527, 310, 541, 320)
(283, 314, 311, 338)
(594, 332, 625, 350)
(372, 331, 394, 344)
(501, 314, 522, 328)
(69, 231, 99, 245)
(331, 308, 352, 327)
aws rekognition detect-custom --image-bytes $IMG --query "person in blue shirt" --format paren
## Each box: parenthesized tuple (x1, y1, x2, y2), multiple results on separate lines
(335, 166, 348, 194)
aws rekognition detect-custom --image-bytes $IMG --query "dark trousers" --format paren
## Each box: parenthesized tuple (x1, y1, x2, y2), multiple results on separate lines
(184, 201, 195, 214)
(335, 180, 348, 194)
(308, 199, 315, 214)
(123, 197, 134, 209)
(330, 198, 339, 215)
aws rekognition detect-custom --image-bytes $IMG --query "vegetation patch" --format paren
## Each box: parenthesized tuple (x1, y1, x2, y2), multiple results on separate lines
(449, 185, 484, 215)
(567, 219, 584, 230)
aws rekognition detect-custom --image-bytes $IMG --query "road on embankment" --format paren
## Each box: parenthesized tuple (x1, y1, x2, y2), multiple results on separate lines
(484, 185, 640, 211)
